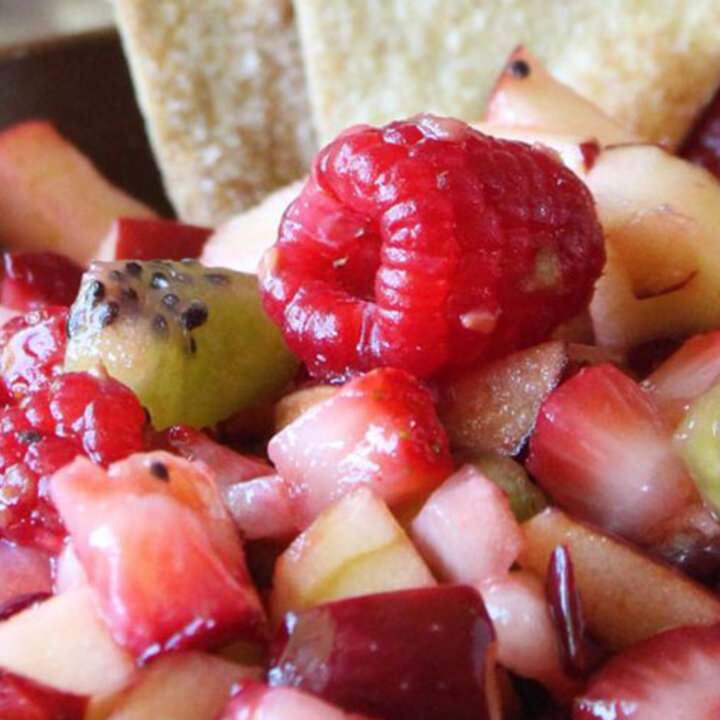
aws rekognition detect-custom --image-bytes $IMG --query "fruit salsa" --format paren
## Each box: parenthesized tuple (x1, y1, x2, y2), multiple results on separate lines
(1, 43, 720, 720)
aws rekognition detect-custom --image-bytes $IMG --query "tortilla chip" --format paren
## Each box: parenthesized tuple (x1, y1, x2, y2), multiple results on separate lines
(112, 0, 316, 225)
(294, 0, 720, 147)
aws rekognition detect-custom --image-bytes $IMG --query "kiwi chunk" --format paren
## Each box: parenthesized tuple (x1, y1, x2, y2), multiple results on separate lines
(677, 383, 720, 517)
(461, 452, 548, 522)
(65, 260, 298, 429)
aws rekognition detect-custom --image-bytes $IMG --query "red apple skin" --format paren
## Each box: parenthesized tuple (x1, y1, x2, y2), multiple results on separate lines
(269, 586, 500, 720)
(98, 218, 211, 261)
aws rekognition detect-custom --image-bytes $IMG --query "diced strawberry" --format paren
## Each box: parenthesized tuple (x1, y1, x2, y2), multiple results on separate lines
(0, 253, 83, 313)
(410, 465, 524, 585)
(574, 623, 720, 719)
(527, 364, 696, 541)
(98, 218, 211, 261)
(0, 540, 52, 619)
(49, 453, 265, 660)
(0, 673, 85, 720)
(224, 474, 298, 540)
(218, 680, 375, 720)
(159, 425, 272, 487)
(480, 571, 579, 703)
(268, 367, 452, 527)
(642, 331, 720, 427)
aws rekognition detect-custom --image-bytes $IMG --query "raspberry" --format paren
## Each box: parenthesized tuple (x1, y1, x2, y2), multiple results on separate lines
(0, 372, 147, 551)
(260, 115, 605, 380)
(0, 307, 68, 401)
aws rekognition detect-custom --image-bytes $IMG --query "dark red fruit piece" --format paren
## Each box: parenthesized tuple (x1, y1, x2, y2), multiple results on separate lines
(0, 307, 68, 400)
(0, 673, 85, 720)
(260, 114, 604, 380)
(269, 585, 499, 720)
(545, 545, 587, 678)
(680, 83, 720, 181)
(103, 217, 211, 261)
(1, 253, 83, 312)
(574, 623, 720, 719)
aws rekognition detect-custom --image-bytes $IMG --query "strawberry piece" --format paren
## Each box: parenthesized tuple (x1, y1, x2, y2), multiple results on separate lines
(268, 367, 452, 527)
(260, 114, 604, 380)
(159, 425, 272, 486)
(49, 453, 265, 660)
(0, 307, 68, 400)
(0, 673, 85, 720)
(642, 331, 720, 428)
(574, 623, 720, 719)
(527, 364, 695, 541)
(218, 680, 376, 720)
(680, 83, 720, 180)
(0, 540, 52, 619)
(99, 217, 211, 261)
(224, 474, 298, 541)
(0, 253, 83, 313)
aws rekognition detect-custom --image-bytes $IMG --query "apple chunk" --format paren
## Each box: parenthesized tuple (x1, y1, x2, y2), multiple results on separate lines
(87, 651, 257, 720)
(0, 121, 156, 264)
(200, 181, 303, 274)
(410, 465, 524, 585)
(588, 144, 720, 348)
(485, 47, 635, 146)
(0, 587, 135, 696)
(437, 340, 568, 456)
(519, 509, 720, 651)
(271, 487, 435, 620)
(270, 586, 500, 720)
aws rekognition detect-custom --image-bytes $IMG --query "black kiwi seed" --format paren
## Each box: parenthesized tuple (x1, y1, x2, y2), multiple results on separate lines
(66, 311, 82, 339)
(152, 314, 169, 337)
(149, 461, 169, 481)
(162, 293, 180, 309)
(204, 273, 230, 285)
(189, 337, 197, 355)
(87, 280, 106, 306)
(17, 430, 42, 445)
(508, 58, 531, 78)
(150, 272, 169, 289)
(181, 301, 208, 331)
(97, 301, 120, 327)
(121, 287, 139, 303)
(125, 262, 143, 277)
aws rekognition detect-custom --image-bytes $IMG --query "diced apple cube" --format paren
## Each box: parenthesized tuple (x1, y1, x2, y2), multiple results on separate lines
(0, 587, 135, 696)
(0, 121, 156, 264)
(87, 651, 258, 720)
(519, 509, 720, 650)
(588, 144, 720, 348)
(480, 571, 578, 702)
(437, 340, 567, 456)
(200, 181, 303, 274)
(272, 487, 435, 620)
(410, 465, 524, 584)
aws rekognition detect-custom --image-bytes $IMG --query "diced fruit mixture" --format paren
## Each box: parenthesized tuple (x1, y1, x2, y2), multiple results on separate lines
(2, 45, 720, 720)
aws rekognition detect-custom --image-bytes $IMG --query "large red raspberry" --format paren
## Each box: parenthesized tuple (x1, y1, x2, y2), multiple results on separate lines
(260, 115, 605, 380)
